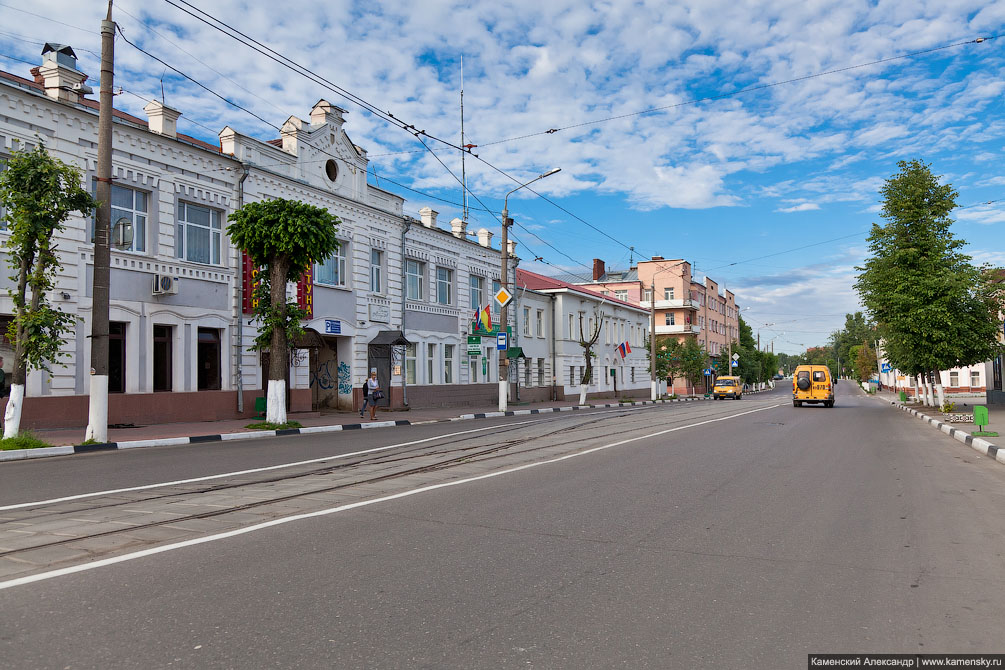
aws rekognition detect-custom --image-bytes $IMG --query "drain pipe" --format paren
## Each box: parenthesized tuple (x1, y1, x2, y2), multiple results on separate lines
(400, 217, 412, 407)
(550, 292, 558, 401)
(235, 163, 250, 413)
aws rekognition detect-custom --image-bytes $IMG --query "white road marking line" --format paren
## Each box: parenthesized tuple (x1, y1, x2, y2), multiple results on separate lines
(0, 403, 782, 591)
(0, 404, 655, 511)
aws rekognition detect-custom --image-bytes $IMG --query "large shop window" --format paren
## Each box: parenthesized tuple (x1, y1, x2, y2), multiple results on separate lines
(197, 328, 221, 390)
(153, 325, 173, 392)
(177, 202, 222, 265)
(109, 321, 126, 394)
(315, 243, 347, 287)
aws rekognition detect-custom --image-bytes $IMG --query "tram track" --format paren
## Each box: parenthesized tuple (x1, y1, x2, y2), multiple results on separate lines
(0, 399, 778, 569)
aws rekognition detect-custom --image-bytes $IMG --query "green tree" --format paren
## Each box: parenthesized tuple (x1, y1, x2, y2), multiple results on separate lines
(855, 160, 1003, 400)
(853, 340, 878, 382)
(228, 198, 340, 424)
(0, 143, 95, 438)
(679, 336, 709, 394)
(576, 309, 604, 405)
(654, 336, 684, 393)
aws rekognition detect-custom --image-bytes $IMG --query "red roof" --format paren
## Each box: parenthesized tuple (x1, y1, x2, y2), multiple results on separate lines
(516, 269, 646, 311)
(0, 68, 222, 154)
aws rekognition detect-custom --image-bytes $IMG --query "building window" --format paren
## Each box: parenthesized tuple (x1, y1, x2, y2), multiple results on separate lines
(405, 343, 416, 385)
(615, 290, 628, 301)
(470, 350, 479, 383)
(177, 202, 222, 265)
(469, 275, 483, 310)
(569, 314, 574, 339)
(492, 280, 501, 314)
(111, 184, 147, 253)
(443, 344, 454, 384)
(631, 367, 635, 383)
(971, 370, 981, 387)
(664, 287, 674, 300)
(536, 310, 544, 338)
(109, 321, 126, 394)
(426, 343, 437, 384)
(153, 324, 172, 392)
(197, 327, 221, 390)
(315, 243, 347, 287)
(406, 259, 424, 300)
(523, 307, 531, 336)
(370, 249, 383, 293)
(570, 365, 576, 385)
(437, 267, 453, 305)
(643, 289, 652, 302)
(950, 371, 959, 387)
(525, 359, 532, 387)
(538, 358, 545, 386)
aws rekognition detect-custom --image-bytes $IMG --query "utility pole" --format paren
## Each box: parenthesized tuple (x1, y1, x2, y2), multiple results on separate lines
(85, 0, 114, 443)
(498, 168, 559, 412)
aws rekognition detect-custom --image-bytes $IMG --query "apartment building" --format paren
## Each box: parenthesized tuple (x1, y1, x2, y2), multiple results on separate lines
(579, 257, 740, 392)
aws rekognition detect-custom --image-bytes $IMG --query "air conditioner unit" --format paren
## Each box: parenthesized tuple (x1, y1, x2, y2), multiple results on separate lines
(152, 275, 179, 295)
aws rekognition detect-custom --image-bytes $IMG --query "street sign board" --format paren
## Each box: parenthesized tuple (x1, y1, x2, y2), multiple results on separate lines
(497, 332, 508, 350)
(703, 368, 713, 375)
(731, 361, 738, 368)
(731, 353, 739, 361)
(494, 287, 513, 308)
(467, 335, 481, 356)
(881, 363, 892, 373)
(324, 319, 341, 334)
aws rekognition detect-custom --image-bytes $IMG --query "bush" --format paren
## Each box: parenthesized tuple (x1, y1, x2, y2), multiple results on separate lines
(940, 401, 956, 414)
(0, 432, 52, 450)
(245, 420, 303, 431)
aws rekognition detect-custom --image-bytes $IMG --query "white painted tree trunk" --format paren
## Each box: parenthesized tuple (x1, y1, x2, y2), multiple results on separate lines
(3, 384, 25, 439)
(913, 377, 922, 403)
(650, 381, 658, 401)
(267, 379, 287, 425)
(85, 375, 108, 443)
(579, 385, 588, 406)
(936, 383, 946, 409)
(924, 378, 935, 406)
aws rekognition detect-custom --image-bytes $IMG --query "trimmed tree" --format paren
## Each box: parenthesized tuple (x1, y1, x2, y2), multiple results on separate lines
(0, 143, 95, 438)
(577, 309, 604, 405)
(654, 336, 684, 395)
(855, 160, 1004, 407)
(227, 198, 340, 424)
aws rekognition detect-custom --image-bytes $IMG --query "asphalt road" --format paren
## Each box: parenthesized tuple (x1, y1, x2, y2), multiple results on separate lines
(3, 384, 1005, 669)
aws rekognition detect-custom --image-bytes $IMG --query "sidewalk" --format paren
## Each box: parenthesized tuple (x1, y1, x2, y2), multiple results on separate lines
(874, 389, 1002, 436)
(3, 392, 748, 460)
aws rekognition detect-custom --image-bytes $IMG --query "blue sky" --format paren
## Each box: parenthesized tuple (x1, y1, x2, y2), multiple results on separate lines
(1, 0, 1004, 354)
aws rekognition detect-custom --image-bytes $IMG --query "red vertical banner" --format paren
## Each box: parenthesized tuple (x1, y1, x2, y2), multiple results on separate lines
(242, 251, 262, 314)
(297, 264, 313, 319)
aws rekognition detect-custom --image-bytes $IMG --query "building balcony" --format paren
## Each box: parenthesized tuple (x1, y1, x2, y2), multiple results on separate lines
(655, 324, 701, 335)
(640, 298, 699, 310)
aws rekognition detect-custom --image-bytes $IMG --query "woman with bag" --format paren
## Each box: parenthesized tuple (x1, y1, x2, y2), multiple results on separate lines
(361, 369, 381, 421)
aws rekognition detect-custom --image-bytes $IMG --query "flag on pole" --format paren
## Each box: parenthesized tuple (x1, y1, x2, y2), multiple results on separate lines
(617, 341, 631, 358)
(474, 304, 492, 332)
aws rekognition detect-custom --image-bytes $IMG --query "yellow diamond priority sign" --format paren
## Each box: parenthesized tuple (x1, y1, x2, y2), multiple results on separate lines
(494, 286, 513, 308)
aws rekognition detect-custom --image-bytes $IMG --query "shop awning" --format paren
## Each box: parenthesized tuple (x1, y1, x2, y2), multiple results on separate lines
(368, 330, 412, 346)
(506, 347, 526, 359)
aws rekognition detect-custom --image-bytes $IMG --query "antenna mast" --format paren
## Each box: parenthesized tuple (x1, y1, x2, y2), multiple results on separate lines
(460, 55, 468, 222)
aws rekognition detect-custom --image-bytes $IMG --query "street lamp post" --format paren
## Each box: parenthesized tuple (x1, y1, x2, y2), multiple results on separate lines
(499, 168, 560, 412)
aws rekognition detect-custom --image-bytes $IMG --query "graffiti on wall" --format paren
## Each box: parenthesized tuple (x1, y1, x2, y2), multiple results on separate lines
(338, 361, 351, 395)
(309, 360, 335, 390)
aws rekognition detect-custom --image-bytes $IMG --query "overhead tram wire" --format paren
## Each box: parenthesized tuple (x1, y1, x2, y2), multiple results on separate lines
(115, 25, 280, 132)
(103, 25, 591, 275)
(474, 35, 1000, 149)
(410, 134, 594, 281)
(162, 0, 465, 154)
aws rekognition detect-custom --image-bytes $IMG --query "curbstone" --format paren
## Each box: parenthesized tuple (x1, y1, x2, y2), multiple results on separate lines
(0, 394, 724, 463)
(887, 399, 1004, 466)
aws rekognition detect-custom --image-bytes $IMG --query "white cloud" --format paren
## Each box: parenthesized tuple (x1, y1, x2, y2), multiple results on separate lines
(776, 202, 820, 213)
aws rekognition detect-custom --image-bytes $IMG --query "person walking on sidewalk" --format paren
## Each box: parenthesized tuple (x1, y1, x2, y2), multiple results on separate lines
(361, 369, 381, 421)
